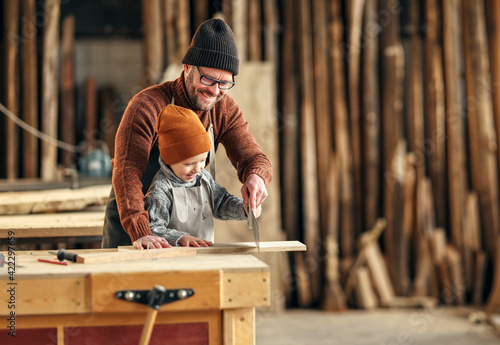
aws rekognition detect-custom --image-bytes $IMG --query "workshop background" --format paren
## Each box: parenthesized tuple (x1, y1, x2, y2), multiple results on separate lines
(1, 0, 500, 328)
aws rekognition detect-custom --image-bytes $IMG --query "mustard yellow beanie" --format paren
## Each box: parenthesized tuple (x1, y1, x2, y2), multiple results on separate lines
(156, 105, 211, 165)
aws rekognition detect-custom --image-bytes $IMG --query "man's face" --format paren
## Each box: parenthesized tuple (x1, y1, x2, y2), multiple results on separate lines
(183, 65, 233, 112)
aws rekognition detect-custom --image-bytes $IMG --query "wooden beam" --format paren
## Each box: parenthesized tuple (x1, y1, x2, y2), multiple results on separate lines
(60, 15, 75, 168)
(22, 0, 38, 178)
(462, 0, 500, 258)
(362, 0, 381, 229)
(248, 0, 261, 61)
(4, 0, 20, 180)
(298, 0, 321, 305)
(0, 184, 111, 215)
(41, 0, 60, 181)
(141, 0, 164, 87)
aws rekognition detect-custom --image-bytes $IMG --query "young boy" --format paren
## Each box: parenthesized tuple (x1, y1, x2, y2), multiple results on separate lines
(142, 104, 260, 247)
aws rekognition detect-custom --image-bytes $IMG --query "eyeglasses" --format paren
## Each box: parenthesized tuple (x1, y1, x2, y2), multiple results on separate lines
(195, 66, 235, 90)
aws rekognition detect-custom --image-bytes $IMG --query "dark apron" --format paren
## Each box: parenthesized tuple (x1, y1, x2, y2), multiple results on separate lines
(101, 147, 160, 248)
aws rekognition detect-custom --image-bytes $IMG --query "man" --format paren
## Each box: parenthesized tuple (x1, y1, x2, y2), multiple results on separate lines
(102, 18, 272, 249)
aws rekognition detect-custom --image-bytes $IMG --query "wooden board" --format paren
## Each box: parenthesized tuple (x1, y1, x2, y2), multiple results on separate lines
(0, 211, 104, 238)
(0, 184, 111, 215)
(75, 246, 196, 263)
(119, 241, 306, 254)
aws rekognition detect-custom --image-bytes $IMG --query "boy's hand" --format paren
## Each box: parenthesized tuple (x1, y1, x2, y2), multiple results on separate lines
(133, 235, 172, 249)
(178, 235, 213, 247)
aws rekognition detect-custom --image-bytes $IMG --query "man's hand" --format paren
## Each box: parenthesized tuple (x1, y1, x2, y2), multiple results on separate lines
(241, 174, 268, 211)
(178, 235, 212, 247)
(133, 235, 172, 250)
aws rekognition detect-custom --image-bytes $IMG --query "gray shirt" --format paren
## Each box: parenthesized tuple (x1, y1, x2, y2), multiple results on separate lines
(144, 158, 247, 245)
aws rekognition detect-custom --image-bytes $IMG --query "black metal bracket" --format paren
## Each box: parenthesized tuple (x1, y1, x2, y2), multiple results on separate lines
(115, 285, 195, 309)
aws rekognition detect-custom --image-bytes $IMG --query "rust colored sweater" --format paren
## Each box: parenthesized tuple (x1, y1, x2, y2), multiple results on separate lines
(112, 72, 273, 242)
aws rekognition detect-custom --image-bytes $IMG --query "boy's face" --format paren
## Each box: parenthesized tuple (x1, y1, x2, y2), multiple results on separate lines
(170, 152, 209, 182)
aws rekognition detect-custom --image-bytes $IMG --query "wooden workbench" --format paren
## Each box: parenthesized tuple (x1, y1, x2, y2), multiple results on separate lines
(0, 248, 274, 345)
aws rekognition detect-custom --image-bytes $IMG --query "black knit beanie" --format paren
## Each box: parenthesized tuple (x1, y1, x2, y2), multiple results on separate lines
(182, 18, 239, 76)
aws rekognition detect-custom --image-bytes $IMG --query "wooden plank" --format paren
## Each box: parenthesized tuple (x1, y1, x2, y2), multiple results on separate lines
(41, 0, 60, 181)
(221, 271, 270, 308)
(484, 0, 500, 184)
(164, 0, 176, 65)
(425, 0, 447, 230)
(443, 0, 468, 269)
(362, 0, 381, 229)
(0, 184, 111, 215)
(298, 0, 320, 305)
(84, 77, 98, 144)
(462, 0, 500, 258)
(100, 87, 117, 158)
(60, 15, 75, 169)
(280, 0, 300, 242)
(141, 0, 164, 87)
(263, 0, 278, 63)
(176, 0, 190, 63)
(312, 0, 332, 248)
(0, 276, 89, 315)
(223, 308, 255, 345)
(248, 0, 261, 61)
(347, 0, 365, 237)
(0, 211, 104, 238)
(119, 241, 306, 254)
(463, 192, 481, 289)
(91, 270, 221, 313)
(446, 244, 465, 304)
(76, 246, 196, 263)
(232, 0, 248, 61)
(487, 237, 500, 311)
(4, 0, 20, 180)
(331, 0, 355, 262)
(22, 0, 38, 178)
(354, 266, 378, 309)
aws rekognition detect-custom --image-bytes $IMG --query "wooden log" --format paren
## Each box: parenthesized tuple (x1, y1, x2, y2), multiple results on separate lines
(312, 0, 331, 254)
(248, 0, 261, 61)
(22, 0, 38, 178)
(263, 0, 278, 64)
(280, 0, 300, 242)
(176, 0, 190, 62)
(232, 0, 248, 61)
(60, 15, 75, 169)
(405, 0, 425, 181)
(193, 0, 208, 28)
(41, 0, 60, 182)
(484, 0, 500, 179)
(100, 87, 117, 159)
(462, 0, 500, 258)
(4, 0, 20, 180)
(443, 0, 469, 268)
(361, 230, 395, 307)
(0, 184, 111, 215)
(362, 0, 381, 229)
(141, 0, 164, 87)
(321, 154, 347, 311)
(487, 237, 500, 311)
(425, 0, 447, 230)
(463, 192, 482, 289)
(84, 77, 98, 145)
(379, 0, 405, 292)
(164, 0, 176, 65)
(446, 244, 465, 304)
(354, 266, 378, 309)
(298, 0, 320, 305)
(331, 0, 355, 262)
(347, 0, 365, 237)
(400, 153, 417, 296)
(472, 250, 487, 305)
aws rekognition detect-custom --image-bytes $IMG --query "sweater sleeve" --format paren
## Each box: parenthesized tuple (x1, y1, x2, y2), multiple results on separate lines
(215, 98, 273, 186)
(112, 86, 171, 242)
(144, 179, 190, 246)
(204, 171, 247, 221)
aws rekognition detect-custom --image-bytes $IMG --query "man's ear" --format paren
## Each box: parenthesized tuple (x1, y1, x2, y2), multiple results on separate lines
(182, 64, 191, 73)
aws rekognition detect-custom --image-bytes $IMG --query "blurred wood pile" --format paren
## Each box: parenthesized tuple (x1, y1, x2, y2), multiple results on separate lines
(3, 0, 500, 311)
